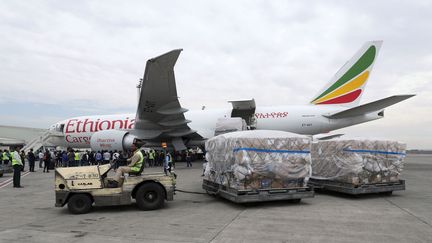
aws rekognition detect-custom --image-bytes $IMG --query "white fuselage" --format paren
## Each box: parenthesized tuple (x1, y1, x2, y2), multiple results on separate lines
(48, 104, 382, 148)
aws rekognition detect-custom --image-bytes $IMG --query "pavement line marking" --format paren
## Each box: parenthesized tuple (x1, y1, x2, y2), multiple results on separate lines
(384, 197, 432, 229)
(0, 171, 31, 189)
(0, 178, 13, 186)
(209, 207, 246, 242)
(0, 171, 31, 186)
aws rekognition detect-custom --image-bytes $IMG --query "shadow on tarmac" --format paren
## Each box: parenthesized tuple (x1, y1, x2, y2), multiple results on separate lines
(313, 188, 403, 200)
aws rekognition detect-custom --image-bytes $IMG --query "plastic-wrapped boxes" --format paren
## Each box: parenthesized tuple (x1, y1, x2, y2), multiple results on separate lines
(311, 138, 406, 185)
(204, 130, 312, 190)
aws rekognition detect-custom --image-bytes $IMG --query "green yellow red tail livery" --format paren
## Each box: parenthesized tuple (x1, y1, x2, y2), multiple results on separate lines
(311, 41, 382, 106)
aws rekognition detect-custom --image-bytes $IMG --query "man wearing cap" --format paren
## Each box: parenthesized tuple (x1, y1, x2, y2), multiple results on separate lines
(11, 147, 23, 188)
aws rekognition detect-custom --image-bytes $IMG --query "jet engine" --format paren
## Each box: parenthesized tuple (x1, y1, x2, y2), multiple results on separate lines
(90, 130, 137, 151)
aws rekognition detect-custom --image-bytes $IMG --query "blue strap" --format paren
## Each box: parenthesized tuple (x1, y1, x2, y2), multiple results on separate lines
(233, 148, 310, 154)
(343, 149, 406, 156)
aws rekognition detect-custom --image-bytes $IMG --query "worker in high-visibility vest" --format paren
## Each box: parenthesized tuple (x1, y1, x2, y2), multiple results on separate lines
(2, 150, 10, 165)
(10, 147, 23, 188)
(109, 142, 144, 188)
(74, 151, 80, 167)
(148, 149, 155, 167)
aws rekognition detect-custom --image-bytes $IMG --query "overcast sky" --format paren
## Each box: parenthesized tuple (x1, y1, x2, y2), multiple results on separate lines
(1, 0, 431, 149)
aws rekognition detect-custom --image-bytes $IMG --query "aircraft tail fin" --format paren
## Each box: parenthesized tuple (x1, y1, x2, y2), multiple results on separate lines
(310, 41, 383, 107)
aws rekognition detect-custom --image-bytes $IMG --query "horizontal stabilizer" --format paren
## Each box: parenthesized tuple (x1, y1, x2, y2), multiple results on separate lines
(324, 95, 415, 119)
(316, 134, 344, 140)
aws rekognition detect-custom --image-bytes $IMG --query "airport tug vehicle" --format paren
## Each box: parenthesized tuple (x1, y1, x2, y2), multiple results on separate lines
(55, 163, 175, 214)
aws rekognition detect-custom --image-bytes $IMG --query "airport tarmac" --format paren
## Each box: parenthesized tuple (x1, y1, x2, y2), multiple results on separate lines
(0, 154, 431, 243)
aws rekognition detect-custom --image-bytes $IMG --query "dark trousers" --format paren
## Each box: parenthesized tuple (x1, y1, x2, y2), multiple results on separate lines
(29, 160, 35, 172)
(164, 162, 172, 175)
(43, 160, 50, 172)
(39, 159, 43, 168)
(186, 158, 192, 167)
(13, 165, 22, 187)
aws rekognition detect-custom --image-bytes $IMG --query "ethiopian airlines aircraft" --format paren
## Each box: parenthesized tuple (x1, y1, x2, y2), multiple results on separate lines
(48, 41, 414, 151)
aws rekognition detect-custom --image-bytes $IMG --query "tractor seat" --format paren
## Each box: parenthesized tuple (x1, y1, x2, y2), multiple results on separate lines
(129, 164, 144, 177)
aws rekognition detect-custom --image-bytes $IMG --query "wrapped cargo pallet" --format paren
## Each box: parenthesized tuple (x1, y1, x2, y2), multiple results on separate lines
(214, 117, 247, 136)
(311, 138, 406, 185)
(204, 130, 312, 190)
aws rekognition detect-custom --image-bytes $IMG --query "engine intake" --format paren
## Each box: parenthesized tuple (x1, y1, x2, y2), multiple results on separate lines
(90, 130, 137, 151)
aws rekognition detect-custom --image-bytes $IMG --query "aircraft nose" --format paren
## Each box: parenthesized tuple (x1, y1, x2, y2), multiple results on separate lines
(49, 124, 57, 131)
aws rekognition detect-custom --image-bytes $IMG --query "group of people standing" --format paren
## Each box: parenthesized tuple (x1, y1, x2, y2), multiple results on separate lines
(2, 148, 37, 174)
(1, 145, 201, 189)
(43, 149, 126, 168)
(1, 147, 28, 188)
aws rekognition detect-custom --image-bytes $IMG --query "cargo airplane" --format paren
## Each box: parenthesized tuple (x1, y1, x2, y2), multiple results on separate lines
(48, 41, 414, 151)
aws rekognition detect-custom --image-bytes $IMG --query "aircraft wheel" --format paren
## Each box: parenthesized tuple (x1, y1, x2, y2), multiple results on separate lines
(67, 194, 92, 214)
(136, 183, 165, 210)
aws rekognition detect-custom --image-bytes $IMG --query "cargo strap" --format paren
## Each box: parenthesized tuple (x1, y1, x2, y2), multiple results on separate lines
(233, 148, 310, 154)
(343, 149, 406, 156)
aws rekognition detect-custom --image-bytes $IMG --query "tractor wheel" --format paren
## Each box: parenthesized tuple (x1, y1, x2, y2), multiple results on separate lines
(67, 194, 92, 214)
(136, 183, 165, 210)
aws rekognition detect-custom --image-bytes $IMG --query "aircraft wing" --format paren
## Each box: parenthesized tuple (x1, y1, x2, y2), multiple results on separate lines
(324, 95, 415, 119)
(133, 49, 200, 149)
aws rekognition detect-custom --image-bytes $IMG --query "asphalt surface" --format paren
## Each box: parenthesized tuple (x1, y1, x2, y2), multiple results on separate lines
(0, 154, 431, 242)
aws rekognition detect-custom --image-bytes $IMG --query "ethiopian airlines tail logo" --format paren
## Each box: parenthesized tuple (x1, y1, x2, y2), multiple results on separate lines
(311, 45, 376, 105)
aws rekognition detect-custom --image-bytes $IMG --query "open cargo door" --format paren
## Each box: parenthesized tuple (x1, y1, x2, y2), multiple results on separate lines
(228, 99, 257, 129)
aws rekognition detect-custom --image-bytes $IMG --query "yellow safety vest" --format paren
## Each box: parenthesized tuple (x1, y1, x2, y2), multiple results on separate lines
(2, 152, 9, 161)
(74, 152, 80, 161)
(131, 150, 144, 172)
(11, 152, 18, 166)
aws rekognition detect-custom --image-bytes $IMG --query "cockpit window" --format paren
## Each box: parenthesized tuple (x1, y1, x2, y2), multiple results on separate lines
(57, 124, 65, 133)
